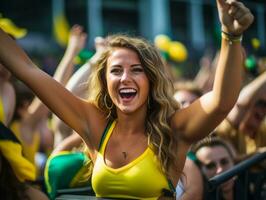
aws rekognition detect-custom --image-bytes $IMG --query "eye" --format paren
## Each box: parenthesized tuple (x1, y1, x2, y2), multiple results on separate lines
(110, 68, 122, 74)
(132, 65, 144, 73)
(220, 158, 229, 166)
(205, 162, 216, 170)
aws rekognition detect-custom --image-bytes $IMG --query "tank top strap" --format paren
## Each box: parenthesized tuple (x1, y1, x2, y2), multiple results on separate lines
(98, 120, 116, 153)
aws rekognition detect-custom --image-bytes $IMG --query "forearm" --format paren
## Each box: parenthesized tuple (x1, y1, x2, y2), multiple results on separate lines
(53, 24, 87, 86)
(53, 48, 76, 86)
(212, 38, 243, 111)
(237, 70, 266, 107)
(28, 44, 81, 123)
(0, 29, 37, 79)
(52, 133, 83, 155)
(0, 29, 86, 135)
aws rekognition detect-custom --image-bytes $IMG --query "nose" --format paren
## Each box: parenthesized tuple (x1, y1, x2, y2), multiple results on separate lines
(121, 70, 131, 83)
(216, 164, 224, 174)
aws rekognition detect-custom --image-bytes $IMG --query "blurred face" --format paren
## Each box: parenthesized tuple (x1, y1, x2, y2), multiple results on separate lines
(174, 90, 198, 108)
(106, 48, 150, 114)
(0, 63, 11, 81)
(196, 145, 234, 192)
(239, 98, 266, 138)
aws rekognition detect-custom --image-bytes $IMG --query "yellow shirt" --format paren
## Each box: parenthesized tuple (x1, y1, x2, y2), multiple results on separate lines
(0, 96, 5, 123)
(10, 121, 40, 165)
(91, 121, 170, 199)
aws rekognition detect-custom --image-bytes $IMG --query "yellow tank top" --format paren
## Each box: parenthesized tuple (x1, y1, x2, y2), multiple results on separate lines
(0, 96, 5, 123)
(91, 121, 170, 199)
(10, 121, 40, 165)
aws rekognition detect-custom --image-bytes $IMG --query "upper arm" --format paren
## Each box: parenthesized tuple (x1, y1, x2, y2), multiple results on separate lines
(0, 29, 105, 145)
(21, 68, 106, 147)
(182, 158, 203, 200)
(172, 92, 229, 143)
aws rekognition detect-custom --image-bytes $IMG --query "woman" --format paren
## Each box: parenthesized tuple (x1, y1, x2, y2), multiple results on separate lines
(0, 0, 253, 199)
(191, 137, 239, 200)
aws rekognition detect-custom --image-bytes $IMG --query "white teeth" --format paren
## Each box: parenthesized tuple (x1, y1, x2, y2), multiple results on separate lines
(119, 88, 136, 93)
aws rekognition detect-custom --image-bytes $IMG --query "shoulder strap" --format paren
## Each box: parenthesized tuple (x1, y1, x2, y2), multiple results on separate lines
(98, 120, 113, 151)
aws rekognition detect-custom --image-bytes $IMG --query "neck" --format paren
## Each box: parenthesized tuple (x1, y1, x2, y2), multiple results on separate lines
(116, 117, 146, 135)
(116, 105, 147, 135)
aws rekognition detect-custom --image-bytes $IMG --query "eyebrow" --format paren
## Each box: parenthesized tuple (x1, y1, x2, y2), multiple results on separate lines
(205, 157, 228, 164)
(110, 63, 142, 68)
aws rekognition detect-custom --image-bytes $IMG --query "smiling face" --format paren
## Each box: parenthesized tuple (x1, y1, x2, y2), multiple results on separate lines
(105, 47, 150, 114)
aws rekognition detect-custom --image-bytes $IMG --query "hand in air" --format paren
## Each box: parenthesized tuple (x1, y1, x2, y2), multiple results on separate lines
(216, 0, 254, 35)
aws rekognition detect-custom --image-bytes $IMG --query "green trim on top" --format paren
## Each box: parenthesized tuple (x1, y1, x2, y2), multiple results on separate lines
(98, 120, 113, 151)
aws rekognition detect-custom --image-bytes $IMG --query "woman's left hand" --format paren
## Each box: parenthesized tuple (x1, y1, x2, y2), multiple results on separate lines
(216, 0, 254, 35)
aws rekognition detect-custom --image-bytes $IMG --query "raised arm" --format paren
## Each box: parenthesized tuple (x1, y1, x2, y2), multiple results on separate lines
(52, 62, 92, 146)
(227, 71, 266, 126)
(172, 0, 254, 142)
(26, 24, 87, 125)
(53, 25, 87, 85)
(0, 28, 98, 140)
(52, 37, 106, 147)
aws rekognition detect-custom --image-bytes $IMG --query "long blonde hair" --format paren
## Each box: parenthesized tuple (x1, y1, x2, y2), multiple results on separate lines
(88, 34, 180, 178)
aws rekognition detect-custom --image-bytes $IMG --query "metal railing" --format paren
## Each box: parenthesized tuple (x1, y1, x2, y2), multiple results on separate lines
(208, 152, 266, 200)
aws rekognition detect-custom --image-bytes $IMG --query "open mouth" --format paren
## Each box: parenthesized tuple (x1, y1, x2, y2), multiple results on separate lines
(119, 88, 137, 100)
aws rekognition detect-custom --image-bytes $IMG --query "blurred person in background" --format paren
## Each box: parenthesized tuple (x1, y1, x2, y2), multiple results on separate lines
(0, 62, 15, 126)
(0, 121, 49, 200)
(216, 70, 266, 156)
(173, 80, 204, 200)
(0, 16, 24, 127)
(191, 137, 241, 200)
(9, 24, 87, 178)
(52, 35, 107, 147)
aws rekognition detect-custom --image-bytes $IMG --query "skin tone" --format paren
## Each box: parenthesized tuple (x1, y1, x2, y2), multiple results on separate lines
(181, 158, 203, 200)
(104, 48, 149, 167)
(238, 96, 266, 138)
(11, 25, 86, 153)
(0, 0, 253, 191)
(228, 71, 266, 139)
(52, 37, 106, 147)
(196, 145, 235, 200)
(106, 48, 149, 115)
(0, 63, 15, 126)
(26, 186, 49, 200)
(174, 90, 199, 108)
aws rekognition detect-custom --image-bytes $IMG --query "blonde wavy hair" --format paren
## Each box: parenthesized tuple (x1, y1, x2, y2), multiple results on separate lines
(88, 34, 180, 178)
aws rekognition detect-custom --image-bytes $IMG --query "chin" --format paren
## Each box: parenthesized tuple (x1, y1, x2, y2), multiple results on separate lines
(118, 106, 135, 114)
